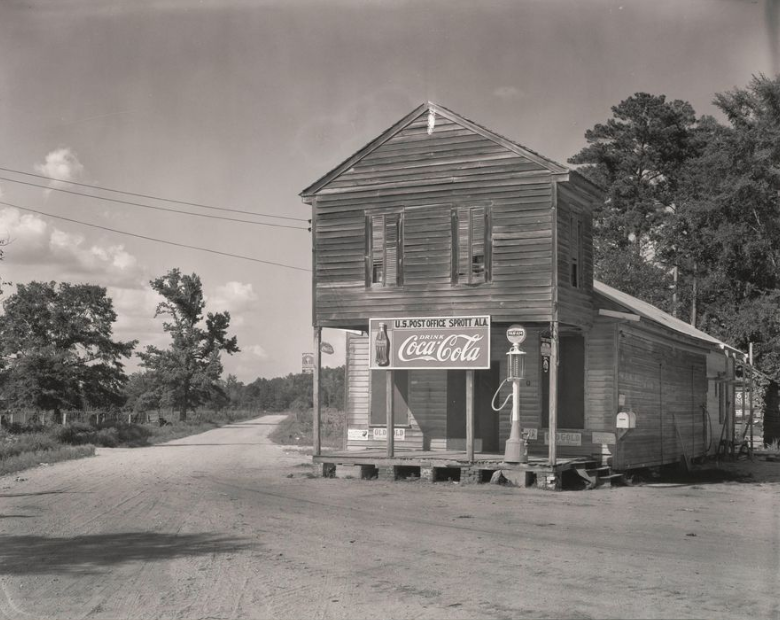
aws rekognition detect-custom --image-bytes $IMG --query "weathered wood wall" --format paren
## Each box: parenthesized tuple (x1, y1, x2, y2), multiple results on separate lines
(345, 332, 428, 451)
(585, 320, 617, 432)
(312, 112, 558, 327)
(556, 179, 597, 328)
(615, 327, 709, 469)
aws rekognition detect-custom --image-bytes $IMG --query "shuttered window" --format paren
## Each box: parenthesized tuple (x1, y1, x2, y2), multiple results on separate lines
(570, 213, 582, 288)
(452, 206, 491, 284)
(369, 370, 410, 426)
(366, 213, 403, 287)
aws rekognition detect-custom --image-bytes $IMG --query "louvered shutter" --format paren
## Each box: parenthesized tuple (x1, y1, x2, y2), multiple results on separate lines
(371, 214, 384, 285)
(385, 214, 399, 286)
(471, 206, 486, 283)
(457, 206, 470, 279)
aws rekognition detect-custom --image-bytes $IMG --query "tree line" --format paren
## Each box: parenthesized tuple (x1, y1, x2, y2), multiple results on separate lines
(2, 73, 779, 439)
(0, 266, 344, 424)
(570, 74, 780, 443)
(569, 75, 780, 381)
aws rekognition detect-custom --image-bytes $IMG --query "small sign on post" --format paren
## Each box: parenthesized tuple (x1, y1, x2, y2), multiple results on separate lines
(302, 352, 315, 374)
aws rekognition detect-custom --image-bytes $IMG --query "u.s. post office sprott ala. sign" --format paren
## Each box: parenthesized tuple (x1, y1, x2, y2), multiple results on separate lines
(369, 316, 491, 370)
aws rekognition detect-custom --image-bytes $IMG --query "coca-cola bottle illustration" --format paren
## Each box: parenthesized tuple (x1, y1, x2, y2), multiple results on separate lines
(375, 322, 390, 367)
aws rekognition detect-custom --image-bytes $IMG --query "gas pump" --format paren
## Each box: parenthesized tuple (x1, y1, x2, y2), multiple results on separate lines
(491, 324, 528, 464)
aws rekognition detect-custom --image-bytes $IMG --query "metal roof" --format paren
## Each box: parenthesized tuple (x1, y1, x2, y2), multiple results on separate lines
(593, 280, 731, 350)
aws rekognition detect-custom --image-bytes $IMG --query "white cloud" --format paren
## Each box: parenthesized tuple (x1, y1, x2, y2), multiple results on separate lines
(207, 280, 260, 327)
(0, 206, 144, 286)
(209, 281, 258, 312)
(34, 147, 84, 194)
(245, 344, 269, 359)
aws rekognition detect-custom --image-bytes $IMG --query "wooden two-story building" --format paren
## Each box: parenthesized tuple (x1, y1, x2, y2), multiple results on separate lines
(301, 102, 758, 487)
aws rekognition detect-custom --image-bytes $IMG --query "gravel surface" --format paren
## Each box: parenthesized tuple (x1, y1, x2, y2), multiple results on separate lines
(0, 415, 778, 619)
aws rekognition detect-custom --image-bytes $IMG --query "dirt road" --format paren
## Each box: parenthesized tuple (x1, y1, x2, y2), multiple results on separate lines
(0, 415, 778, 620)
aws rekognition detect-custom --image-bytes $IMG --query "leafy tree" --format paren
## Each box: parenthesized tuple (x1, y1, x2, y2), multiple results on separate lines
(139, 269, 239, 421)
(0, 282, 135, 418)
(677, 76, 780, 370)
(123, 371, 162, 420)
(569, 92, 702, 311)
(571, 76, 780, 444)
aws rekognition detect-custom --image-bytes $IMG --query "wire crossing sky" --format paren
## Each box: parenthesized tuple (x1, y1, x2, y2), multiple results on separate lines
(0, 0, 775, 380)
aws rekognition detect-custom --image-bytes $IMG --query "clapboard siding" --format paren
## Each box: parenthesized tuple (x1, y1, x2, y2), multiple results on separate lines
(556, 182, 595, 328)
(345, 333, 426, 451)
(615, 328, 708, 469)
(345, 332, 369, 429)
(585, 319, 617, 431)
(314, 187, 555, 324)
(309, 109, 564, 326)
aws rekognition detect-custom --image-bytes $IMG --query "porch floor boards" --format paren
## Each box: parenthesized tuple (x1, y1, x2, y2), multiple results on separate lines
(313, 449, 590, 472)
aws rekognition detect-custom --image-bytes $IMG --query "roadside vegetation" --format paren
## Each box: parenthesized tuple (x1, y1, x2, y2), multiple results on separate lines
(0, 408, 265, 477)
(269, 406, 345, 449)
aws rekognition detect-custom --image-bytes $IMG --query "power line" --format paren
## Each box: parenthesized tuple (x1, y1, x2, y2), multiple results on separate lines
(0, 176, 310, 231)
(0, 200, 311, 273)
(0, 165, 310, 223)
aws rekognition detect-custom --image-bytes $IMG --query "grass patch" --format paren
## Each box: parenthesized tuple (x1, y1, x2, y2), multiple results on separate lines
(0, 409, 264, 477)
(0, 444, 95, 477)
(269, 408, 344, 448)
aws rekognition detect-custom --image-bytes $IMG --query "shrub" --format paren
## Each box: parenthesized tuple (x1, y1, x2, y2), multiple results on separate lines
(0, 433, 59, 460)
(55, 423, 119, 448)
(55, 421, 153, 448)
(5, 421, 47, 435)
(100, 421, 152, 446)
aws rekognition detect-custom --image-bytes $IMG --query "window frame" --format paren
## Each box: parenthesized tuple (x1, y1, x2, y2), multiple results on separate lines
(451, 205, 492, 285)
(570, 212, 583, 289)
(365, 210, 404, 288)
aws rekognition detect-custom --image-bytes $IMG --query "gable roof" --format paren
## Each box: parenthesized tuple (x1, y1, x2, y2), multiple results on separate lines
(594, 280, 735, 352)
(300, 101, 571, 198)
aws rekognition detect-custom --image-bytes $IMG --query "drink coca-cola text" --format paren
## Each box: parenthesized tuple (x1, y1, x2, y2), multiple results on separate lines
(398, 334, 483, 363)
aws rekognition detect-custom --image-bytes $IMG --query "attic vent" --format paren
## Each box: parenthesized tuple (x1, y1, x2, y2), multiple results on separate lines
(427, 108, 436, 135)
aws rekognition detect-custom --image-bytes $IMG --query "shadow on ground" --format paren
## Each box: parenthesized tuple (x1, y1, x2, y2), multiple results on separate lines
(0, 532, 259, 575)
(626, 462, 778, 487)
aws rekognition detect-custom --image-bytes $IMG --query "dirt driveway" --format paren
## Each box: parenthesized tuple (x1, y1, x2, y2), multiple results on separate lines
(0, 415, 777, 620)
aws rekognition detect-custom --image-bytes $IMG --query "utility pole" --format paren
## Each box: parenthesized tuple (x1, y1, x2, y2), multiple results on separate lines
(690, 261, 697, 326)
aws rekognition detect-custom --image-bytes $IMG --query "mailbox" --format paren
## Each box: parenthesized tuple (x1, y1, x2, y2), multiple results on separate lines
(616, 410, 636, 429)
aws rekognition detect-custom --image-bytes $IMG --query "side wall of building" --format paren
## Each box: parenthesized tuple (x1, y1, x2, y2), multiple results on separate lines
(556, 177, 597, 329)
(614, 325, 709, 470)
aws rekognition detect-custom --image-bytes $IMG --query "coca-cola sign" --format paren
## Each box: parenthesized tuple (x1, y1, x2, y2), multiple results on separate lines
(369, 316, 491, 369)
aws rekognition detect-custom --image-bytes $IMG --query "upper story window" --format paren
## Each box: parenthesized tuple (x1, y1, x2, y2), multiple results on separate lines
(570, 213, 582, 288)
(452, 206, 491, 285)
(366, 212, 403, 287)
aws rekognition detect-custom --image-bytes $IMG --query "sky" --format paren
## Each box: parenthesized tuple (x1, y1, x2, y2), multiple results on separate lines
(0, 0, 777, 382)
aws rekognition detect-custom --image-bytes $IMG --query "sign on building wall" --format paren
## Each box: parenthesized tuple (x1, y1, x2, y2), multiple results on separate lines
(347, 428, 370, 441)
(373, 427, 406, 440)
(544, 431, 582, 447)
(369, 316, 491, 370)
